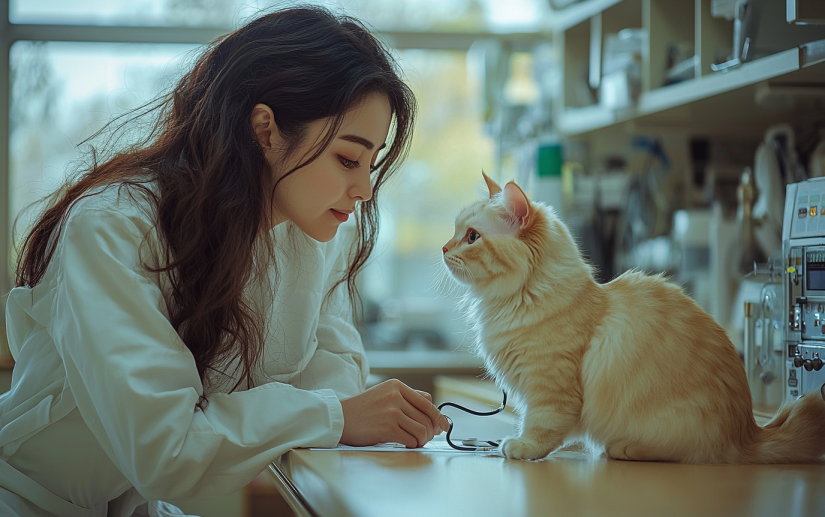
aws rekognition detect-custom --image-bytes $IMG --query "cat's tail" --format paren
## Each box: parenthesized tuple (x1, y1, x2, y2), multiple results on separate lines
(747, 383, 825, 464)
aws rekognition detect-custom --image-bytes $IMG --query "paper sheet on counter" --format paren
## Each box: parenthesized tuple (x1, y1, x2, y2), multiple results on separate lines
(307, 436, 502, 454)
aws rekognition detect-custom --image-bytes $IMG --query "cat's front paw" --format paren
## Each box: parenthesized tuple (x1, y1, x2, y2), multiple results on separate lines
(500, 436, 550, 460)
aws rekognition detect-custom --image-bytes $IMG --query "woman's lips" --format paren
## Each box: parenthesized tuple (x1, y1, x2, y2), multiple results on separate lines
(330, 209, 349, 222)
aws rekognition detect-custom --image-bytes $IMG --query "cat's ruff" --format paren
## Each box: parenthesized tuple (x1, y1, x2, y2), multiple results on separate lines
(441, 173, 825, 464)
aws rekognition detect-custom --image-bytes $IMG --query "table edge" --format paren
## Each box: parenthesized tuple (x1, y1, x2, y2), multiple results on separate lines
(267, 456, 317, 517)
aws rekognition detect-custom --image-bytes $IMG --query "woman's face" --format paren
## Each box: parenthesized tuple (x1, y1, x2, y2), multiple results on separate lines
(252, 94, 392, 242)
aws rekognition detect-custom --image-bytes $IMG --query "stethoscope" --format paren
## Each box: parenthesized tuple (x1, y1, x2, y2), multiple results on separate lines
(437, 391, 507, 451)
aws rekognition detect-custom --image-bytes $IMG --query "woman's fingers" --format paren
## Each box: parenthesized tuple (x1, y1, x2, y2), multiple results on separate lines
(402, 384, 450, 433)
(339, 379, 450, 448)
(396, 414, 428, 448)
(399, 400, 434, 443)
(414, 390, 444, 433)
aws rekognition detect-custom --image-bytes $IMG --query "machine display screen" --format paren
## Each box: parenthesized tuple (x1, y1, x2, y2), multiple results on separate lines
(807, 250, 825, 290)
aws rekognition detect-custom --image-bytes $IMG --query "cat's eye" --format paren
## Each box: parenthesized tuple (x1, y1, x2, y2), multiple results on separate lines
(468, 229, 480, 244)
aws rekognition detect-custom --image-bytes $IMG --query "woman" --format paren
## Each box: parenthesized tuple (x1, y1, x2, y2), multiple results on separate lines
(0, 6, 449, 516)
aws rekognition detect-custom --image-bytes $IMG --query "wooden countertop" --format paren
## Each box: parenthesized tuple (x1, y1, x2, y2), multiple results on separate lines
(268, 375, 825, 517)
(271, 446, 825, 517)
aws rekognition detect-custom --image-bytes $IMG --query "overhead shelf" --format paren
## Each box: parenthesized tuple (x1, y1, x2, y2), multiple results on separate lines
(551, 0, 825, 139)
(638, 49, 801, 114)
(550, 0, 625, 32)
(559, 46, 825, 136)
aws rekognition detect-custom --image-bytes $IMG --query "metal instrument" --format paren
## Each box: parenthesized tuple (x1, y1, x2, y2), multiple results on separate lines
(782, 178, 825, 403)
(743, 278, 785, 411)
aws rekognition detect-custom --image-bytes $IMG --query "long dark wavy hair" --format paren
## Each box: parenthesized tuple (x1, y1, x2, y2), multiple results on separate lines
(14, 6, 416, 399)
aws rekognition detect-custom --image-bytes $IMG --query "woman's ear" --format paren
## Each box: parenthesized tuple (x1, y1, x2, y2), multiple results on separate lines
(251, 103, 277, 150)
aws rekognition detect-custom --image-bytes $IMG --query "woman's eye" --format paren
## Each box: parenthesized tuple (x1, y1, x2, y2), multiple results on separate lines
(468, 230, 479, 243)
(340, 157, 360, 169)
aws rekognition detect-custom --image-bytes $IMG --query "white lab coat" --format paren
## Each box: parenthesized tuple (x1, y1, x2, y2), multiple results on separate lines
(0, 184, 368, 516)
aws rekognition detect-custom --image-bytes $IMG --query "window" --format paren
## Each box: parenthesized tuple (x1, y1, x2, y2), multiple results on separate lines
(10, 42, 197, 237)
(10, 0, 549, 32)
(361, 49, 494, 351)
(2, 1, 544, 358)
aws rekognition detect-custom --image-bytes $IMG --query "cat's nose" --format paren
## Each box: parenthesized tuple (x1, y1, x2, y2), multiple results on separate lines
(442, 247, 448, 254)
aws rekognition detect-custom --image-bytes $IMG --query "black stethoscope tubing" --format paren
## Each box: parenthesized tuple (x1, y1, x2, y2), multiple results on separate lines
(437, 391, 507, 451)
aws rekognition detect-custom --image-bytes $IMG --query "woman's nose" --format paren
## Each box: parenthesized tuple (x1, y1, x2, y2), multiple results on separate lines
(350, 169, 373, 202)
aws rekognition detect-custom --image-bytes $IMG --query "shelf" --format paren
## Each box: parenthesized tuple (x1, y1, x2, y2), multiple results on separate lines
(639, 49, 800, 113)
(558, 46, 825, 137)
(551, 0, 625, 32)
(558, 104, 618, 135)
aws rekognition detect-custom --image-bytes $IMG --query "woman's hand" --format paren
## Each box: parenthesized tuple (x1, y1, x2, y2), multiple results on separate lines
(339, 379, 450, 448)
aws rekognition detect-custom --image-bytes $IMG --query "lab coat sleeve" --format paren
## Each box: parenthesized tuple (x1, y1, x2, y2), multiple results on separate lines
(291, 240, 369, 399)
(48, 206, 344, 500)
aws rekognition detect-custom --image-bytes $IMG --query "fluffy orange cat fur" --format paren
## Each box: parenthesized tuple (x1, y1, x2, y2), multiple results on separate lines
(441, 172, 825, 463)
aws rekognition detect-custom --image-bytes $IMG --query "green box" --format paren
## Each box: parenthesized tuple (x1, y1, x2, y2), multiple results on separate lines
(537, 144, 563, 178)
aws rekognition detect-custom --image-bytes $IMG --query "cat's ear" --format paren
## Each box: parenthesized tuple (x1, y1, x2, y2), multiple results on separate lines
(482, 170, 502, 198)
(503, 181, 530, 227)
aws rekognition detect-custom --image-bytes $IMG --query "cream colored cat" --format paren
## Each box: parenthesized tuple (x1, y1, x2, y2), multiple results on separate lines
(441, 172, 825, 463)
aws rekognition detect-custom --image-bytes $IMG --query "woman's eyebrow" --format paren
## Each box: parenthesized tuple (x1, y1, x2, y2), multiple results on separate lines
(338, 134, 386, 151)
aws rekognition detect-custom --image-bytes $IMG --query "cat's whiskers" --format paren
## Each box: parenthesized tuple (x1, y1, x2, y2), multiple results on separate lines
(423, 251, 481, 352)
(443, 270, 464, 298)
(427, 256, 445, 269)
(450, 258, 477, 296)
(460, 262, 476, 289)
(438, 262, 463, 298)
(428, 255, 451, 296)
(436, 269, 457, 298)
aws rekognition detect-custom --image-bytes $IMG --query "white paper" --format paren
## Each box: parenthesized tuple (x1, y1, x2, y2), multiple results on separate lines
(307, 436, 502, 454)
